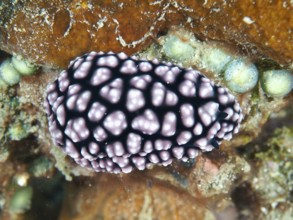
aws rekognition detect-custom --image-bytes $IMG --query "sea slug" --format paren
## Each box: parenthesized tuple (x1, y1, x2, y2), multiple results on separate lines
(45, 51, 243, 173)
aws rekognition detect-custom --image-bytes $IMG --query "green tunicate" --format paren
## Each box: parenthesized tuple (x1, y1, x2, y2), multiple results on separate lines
(261, 70, 293, 98)
(9, 186, 33, 214)
(199, 45, 233, 74)
(29, 157, 53, 177)
(163, 35, 195, 62)
(224, 59, 259, 93)
(11, 55, 37, 76)
(0, 59, 21, 86)
(0, 193, 5, 211)
(8, 122, 30, 141)
(0, 146, 9, 163)
(0, 77, 8, 88)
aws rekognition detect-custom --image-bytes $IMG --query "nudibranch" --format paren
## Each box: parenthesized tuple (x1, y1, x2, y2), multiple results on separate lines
(45, 51, 243, 173)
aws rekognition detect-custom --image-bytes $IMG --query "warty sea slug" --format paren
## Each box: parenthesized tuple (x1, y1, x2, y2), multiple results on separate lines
(45, 51, 243, 174)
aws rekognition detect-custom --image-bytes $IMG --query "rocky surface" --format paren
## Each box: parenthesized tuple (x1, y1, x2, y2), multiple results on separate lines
(0, 0, 292, 68)
(0, 1, 292, 220)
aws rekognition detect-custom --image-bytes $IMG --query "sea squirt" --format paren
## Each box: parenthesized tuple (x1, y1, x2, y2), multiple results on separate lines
(45, 51, 243, 173)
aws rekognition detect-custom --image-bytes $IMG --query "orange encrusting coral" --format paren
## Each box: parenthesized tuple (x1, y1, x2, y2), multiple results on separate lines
(59, 174, 209, 220)
(0, 0, 292, 68)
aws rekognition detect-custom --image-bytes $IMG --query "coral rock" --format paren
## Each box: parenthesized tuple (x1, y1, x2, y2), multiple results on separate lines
(0, 0, 292, 67)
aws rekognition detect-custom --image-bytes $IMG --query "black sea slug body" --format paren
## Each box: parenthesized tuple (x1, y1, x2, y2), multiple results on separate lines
(45, 51, 243, 173)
